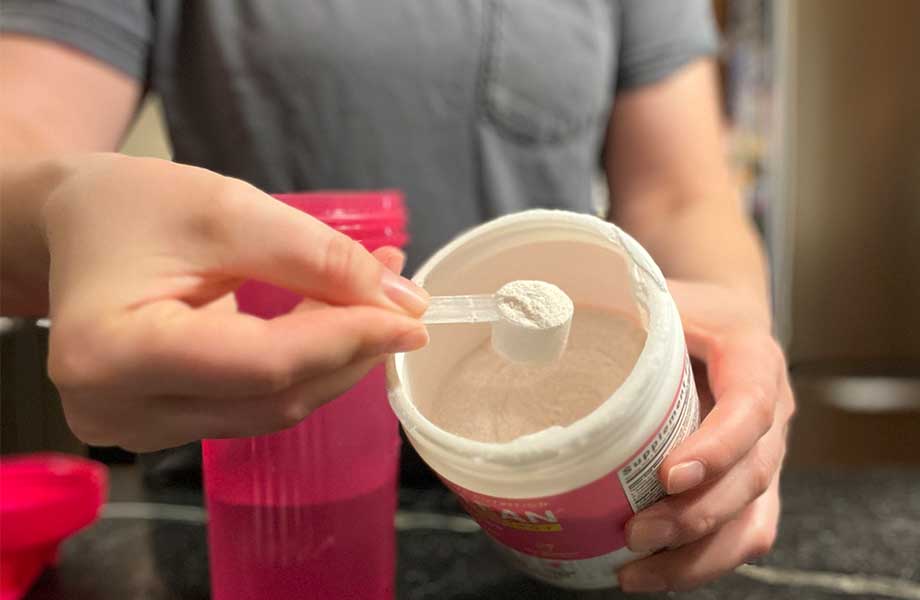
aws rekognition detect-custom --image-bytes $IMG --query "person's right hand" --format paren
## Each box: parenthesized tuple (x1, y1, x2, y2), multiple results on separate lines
(42, 153, 429, 452)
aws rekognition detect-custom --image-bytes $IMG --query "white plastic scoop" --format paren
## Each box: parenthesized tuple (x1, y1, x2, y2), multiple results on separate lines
(422, 280, 574, 363)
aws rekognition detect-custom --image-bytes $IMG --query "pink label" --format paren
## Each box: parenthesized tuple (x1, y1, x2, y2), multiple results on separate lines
(444, 466, 633, 559)
(444, 355, 698, 560)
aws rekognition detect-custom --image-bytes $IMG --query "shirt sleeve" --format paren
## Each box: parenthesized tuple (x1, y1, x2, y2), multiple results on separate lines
(615, 0, 720, 92)
(0, 0, 153, 81)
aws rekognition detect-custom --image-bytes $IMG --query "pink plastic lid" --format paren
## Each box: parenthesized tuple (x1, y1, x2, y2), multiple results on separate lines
(1, 453, 108, 600)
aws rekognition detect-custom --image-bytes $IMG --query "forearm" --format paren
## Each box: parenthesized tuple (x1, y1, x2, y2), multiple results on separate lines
(0, 37, 142, 315)
(1, 113, 81, 315)
(605, 60, 771, 324)
(613, 194, 770, 317)
(1, 150, 71, 316)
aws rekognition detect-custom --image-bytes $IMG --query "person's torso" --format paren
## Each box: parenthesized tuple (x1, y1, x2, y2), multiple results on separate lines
(150, 0, 618, 268)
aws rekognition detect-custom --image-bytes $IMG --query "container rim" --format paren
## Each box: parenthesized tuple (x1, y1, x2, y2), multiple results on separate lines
(387, 209, 675, 468)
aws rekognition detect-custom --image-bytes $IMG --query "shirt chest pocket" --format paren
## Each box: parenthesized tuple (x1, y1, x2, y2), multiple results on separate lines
(482, 0, 614, 143)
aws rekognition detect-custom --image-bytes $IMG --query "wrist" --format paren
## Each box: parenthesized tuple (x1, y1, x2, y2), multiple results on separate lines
(1, 154, 90, 315)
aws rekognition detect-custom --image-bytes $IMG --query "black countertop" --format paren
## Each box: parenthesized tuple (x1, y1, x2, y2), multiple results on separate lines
(23, 467, 920, 600)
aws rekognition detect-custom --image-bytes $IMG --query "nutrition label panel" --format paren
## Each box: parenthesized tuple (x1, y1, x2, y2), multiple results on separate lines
(617, 354, 699, 513)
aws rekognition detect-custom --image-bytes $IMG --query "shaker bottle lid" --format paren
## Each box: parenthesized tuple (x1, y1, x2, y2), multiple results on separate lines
(272, 190, 406, 225)
(272, 190, 408, 251)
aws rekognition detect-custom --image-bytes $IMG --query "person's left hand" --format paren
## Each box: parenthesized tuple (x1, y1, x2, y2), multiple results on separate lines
(617, 280, 795, 593)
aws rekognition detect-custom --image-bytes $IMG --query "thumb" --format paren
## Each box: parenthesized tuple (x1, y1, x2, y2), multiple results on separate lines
(667, 280, 770, 359)
(214, 179, 427, 316)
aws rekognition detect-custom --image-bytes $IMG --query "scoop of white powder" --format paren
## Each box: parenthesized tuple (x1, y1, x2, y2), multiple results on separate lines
(491, 280, 574, 363)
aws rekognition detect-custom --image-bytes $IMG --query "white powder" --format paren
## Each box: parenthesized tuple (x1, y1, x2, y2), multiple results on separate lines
(491, 280, 574, 363)
(495, 280, 573, 329)
(423, 308, 647, 443)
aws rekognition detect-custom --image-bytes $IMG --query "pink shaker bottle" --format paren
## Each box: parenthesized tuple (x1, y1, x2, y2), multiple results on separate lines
(202, 191, 408, 600)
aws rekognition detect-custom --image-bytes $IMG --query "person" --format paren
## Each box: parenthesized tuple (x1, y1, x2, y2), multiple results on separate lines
(0, 0, 795, 593)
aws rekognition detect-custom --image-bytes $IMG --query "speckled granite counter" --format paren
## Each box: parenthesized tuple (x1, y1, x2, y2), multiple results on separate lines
(23, 468, 920, 599)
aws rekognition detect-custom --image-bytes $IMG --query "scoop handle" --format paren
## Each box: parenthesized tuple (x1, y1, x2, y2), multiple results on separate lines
(421, 294, 500, 325)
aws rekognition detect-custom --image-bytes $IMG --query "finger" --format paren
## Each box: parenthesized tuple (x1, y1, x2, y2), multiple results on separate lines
(618, 478, 781, 593)
(661, 333, 782, 494)
(86, 300, 428, 396)
(627, 419, 787, 552)
(212, 178, 427, 315)
(177, 356, 388, 441)
(372, 246, 406, 275)
(265, 355, 387, 429)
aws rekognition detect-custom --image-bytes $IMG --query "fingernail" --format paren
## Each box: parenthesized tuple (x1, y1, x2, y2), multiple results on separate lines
(667, 460, 705, 494)
(381, 270, 429, 316)
(619, 569, 668, 593)
(627, 518, 676, 553)
(386, 251, 406, 274)
(377, 247, 406, 274)
(386, 327, 429, 354)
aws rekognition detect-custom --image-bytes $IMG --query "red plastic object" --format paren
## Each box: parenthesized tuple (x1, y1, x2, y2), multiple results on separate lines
(0, 453, 108, 600)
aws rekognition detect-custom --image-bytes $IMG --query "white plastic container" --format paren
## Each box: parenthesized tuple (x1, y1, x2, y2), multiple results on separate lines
(387, 210, 699, 589)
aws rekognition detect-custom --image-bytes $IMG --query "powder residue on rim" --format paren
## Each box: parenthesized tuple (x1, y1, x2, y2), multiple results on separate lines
(495, 280, 574, 329)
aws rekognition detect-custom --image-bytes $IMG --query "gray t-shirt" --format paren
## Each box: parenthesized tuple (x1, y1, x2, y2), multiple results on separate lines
(2, 0, 717, 271)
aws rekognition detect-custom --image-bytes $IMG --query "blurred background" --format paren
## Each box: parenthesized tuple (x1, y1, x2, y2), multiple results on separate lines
(2, 0, 919, 468)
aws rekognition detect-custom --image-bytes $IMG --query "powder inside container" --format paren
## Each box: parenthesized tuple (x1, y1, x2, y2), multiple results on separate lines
(421, 307, 647, 443)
